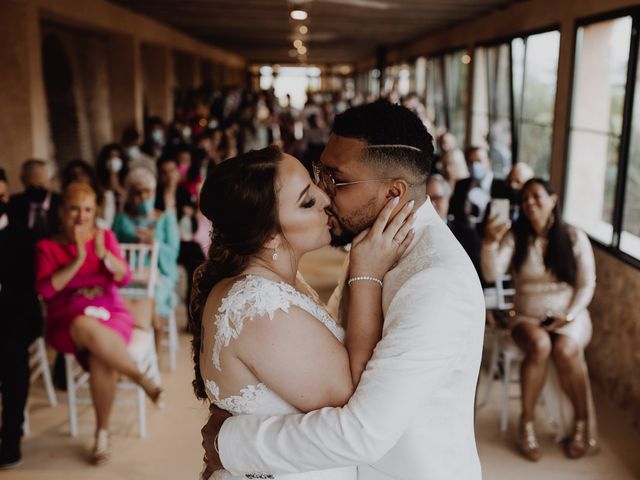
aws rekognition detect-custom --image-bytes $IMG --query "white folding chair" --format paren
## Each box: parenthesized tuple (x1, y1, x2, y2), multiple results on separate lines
(477, 275, 524, 431)
(23, 337, 58, 436)
(121, 242, 178, 371)
(64, 328, 160, 438)
(64, 242, 161, 438)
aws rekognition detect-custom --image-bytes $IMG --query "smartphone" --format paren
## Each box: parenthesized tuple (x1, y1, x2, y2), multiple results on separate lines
(490, 198, 510, 225)
(541, 316, 554, 327)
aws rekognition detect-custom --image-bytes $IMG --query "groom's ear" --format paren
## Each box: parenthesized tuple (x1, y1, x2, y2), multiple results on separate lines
(386, 179, 410, 201)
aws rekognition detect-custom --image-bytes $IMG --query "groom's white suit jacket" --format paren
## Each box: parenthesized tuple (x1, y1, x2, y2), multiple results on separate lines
(218, 200, 485, 479)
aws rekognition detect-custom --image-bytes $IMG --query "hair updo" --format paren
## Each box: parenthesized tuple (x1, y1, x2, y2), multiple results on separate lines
(189, 145, 283, 399)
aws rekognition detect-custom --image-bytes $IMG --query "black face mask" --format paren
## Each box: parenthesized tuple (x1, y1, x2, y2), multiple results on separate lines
(0, 201, 7, 217)
(25, 186, 48, 204)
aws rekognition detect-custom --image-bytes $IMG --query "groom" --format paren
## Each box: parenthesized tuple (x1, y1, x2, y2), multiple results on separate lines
(201, 100, 485, 479)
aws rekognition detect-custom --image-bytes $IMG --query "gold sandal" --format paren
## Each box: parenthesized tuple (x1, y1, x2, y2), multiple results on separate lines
(519, 419, 541, 462)
(91, 429, 110, 466)
(139, 376, 165, 408)
(565, 419, 588, 459)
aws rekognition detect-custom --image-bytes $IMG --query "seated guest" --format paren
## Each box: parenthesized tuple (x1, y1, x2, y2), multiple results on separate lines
(155, 156, 204, 308)
(61, 159, 109, 228)
(507, 162, 535, 191)
(438, 132, 468, 189)
(449, 146, 510, 228)
(112, 168, 180, 347)
(35, 183, 163, 466)
(481, 178, 597, 461)
(427, 173, 482, 276)
(96, 143, 129, 228)
(426, 173, 452, 221)
(122, 127, 156, 176)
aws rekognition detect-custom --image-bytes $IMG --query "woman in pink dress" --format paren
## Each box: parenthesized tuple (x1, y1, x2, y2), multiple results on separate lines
(35, 182, 163, 466)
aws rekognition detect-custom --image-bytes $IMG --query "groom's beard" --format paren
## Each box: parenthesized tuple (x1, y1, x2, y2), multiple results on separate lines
(327, 205, 375, 247)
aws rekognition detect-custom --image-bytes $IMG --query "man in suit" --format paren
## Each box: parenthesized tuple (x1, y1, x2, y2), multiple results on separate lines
(0, 160, 60, 469)
(448, 147, 510, 283)
(200, 100, 485, 479)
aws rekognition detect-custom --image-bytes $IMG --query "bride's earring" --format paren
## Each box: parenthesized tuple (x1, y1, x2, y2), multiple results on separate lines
(272, 248, 278, 261)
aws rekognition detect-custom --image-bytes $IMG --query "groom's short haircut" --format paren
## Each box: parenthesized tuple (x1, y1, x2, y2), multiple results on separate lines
(331, 99, 435, 182)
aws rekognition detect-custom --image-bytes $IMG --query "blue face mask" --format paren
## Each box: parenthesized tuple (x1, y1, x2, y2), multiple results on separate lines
(470, 162, 487, 181)
(137, 198, 155, 216)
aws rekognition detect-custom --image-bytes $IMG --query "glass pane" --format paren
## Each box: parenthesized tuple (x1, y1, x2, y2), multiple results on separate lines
(426, 58, 447, 134)
(444, 49, 469, 147)
(518, 122, 553, 177)
(415, 57, 427, 98)
(521, 31, 560, 125)
(571, 17, 632, 135)
(564, 130, 619, 244)
(471, 47, 489, 147)
(488, 44, 512, 178)
(622, 36, 640, 259)
(511, 38, 525, 122)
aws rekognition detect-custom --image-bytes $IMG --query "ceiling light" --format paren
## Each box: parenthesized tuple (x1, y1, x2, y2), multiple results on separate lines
(299, 25, 308, 35)
(297, 46, 308, 55)
(461, 54, 471, 65)
(293, 39, 303, 49)
(289, 49, 298, 58)
(290, 9, 308, 20)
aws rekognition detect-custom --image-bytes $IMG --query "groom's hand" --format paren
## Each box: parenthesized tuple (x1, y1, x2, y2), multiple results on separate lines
(201, 404, 232, 477)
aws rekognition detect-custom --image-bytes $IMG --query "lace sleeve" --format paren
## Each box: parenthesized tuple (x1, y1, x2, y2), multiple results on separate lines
(211, 276, 344, 370)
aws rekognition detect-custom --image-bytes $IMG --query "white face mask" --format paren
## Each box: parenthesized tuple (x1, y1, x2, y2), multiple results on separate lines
(152, 129, 165, 146)
(108, 157, 123, 173)
(126, 146, 141, 160)
(182, 126, 192, 140)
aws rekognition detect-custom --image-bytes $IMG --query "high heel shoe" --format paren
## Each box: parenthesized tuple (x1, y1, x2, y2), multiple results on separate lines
(565, 419, 588, 459)
(91, 429, 110, 466)
(519, 419, 541, 462)
(138, 375, 165, 408)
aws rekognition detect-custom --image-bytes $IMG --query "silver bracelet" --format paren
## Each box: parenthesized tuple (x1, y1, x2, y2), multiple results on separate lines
(347, 275, 383, 287)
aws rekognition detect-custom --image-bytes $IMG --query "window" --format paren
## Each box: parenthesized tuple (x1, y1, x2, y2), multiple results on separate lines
(471, 43, 512, 178)
(426, 57, 447, 134)
(444, 49, 469, 148)
(622, 47, 640, 259)
(415, 57, 427, 99)
(564, 16, 633, 247)
(512, 31, 560, 177)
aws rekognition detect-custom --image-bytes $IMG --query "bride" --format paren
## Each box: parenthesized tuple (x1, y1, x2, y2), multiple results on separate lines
(190, 145, 414, 480)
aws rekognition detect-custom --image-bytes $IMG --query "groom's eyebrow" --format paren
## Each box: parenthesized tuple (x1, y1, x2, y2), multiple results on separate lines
(297, 184, 311, 202)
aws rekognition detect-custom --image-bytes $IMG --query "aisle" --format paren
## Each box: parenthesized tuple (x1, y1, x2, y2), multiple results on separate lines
(8, 245, 640, 479)
(12, 328, 208, 480)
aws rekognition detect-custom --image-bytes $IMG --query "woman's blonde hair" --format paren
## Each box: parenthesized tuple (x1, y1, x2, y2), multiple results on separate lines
(62, 181, 97, 205)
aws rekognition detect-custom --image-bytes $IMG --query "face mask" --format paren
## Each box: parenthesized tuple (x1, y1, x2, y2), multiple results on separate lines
(152, 130, 165, 146)
(182, 126, 192, 140)
(26, 186, 48, 204)
(178, 163, 189, 177)
(108, 157, 123, 173)
(126, 146, 141, 160)
(136, 198, 155, 216)
(470, 163, 487, 181)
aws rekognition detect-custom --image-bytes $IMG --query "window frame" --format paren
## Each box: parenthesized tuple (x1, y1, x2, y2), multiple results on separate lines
(563, 8, 640, 269)
(470, 25, 561, 177)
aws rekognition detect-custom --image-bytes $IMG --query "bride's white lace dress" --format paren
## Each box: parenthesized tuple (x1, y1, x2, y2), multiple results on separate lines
(202, 275, 356, 480)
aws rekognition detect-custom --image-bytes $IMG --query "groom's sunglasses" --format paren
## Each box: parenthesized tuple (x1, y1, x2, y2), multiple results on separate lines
(312, 144, 422, 197)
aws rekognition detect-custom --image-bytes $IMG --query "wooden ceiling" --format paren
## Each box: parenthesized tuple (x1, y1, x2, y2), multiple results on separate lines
(111, 0, 521, 64)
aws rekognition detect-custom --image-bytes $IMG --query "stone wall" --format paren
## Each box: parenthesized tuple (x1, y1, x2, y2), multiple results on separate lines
(587, 247, 640, 427)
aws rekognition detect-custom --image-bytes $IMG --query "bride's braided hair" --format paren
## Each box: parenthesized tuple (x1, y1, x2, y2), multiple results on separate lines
(189, 146, 283, 400)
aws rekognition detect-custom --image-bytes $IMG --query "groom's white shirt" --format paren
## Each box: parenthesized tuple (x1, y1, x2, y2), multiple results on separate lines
(218, 200, 485, 479)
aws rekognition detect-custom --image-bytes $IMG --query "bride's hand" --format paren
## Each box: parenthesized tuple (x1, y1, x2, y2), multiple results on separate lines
(349, 196, 416, 280)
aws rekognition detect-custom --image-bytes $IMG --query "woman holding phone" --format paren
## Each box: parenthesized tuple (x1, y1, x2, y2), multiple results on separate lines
(481, 178, 597, 462)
